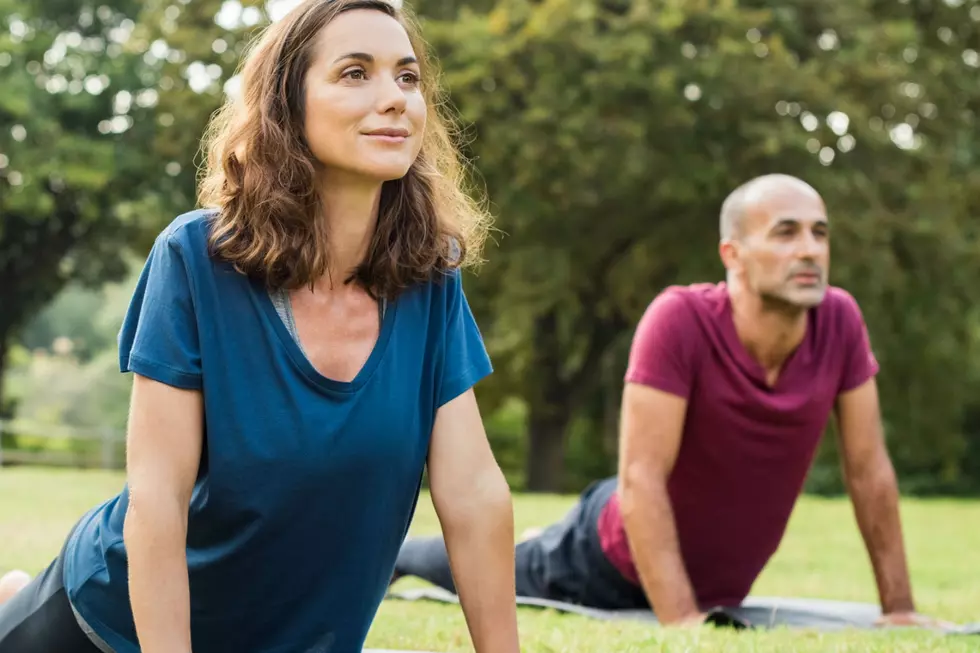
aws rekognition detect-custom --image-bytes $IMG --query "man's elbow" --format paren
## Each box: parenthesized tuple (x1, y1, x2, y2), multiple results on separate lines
(619, 461, 668, 524)
(846, 449, 899, 494)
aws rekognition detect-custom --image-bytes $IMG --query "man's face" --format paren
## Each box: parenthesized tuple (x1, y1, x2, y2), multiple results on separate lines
(727, 187, 830, 310)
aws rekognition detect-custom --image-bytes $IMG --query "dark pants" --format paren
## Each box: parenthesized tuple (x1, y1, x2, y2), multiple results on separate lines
(0, 522, 103, 652)
(394, 476, 648, 610)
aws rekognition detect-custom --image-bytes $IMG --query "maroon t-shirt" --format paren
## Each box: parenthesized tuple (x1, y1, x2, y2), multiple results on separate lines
(597, 282, 879, 607)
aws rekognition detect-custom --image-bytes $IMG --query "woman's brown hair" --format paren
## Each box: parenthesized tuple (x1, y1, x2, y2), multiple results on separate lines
(197, 0, 490, 298)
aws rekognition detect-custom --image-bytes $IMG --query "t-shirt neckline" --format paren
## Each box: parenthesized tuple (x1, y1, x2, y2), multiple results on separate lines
(252, 280, 397, 395)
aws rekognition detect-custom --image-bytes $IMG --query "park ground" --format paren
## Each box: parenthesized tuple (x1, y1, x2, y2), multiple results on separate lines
(1, 467, 978, 652)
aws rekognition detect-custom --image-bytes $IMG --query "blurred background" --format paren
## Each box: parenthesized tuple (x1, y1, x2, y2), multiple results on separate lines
(2, 0, 979, 497)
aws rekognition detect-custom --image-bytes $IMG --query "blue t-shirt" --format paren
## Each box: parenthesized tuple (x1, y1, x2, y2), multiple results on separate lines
(63, 209, 493, 653)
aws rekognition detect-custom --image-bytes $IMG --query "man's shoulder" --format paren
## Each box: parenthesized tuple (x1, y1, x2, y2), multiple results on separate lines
(633, 282, 725, 347)
(653, 281, 725, 307)
(818, 285, 867, 325)
(822, 285, 861, 308)
(645, 282, 727, 325)
(813, 286, 873, 357)
(625, 283, 725, 396)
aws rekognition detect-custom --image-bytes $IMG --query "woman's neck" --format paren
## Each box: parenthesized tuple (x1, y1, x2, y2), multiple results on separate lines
(316, 172, 383, 291)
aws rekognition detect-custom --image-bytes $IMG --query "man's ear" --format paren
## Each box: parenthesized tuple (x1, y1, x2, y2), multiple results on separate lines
(719, 239, 739, 272)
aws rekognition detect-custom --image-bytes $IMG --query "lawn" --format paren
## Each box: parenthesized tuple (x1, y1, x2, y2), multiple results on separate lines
(1, 467, 978, 652)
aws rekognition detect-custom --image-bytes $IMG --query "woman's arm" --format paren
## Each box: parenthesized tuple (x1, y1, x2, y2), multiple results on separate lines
(123, 373, 204, 653)
(427, 389, 519, 653)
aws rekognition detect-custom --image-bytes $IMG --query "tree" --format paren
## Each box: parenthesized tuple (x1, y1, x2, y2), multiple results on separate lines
(0, 0, 160, 405)
(0, 0, 261, 409)
(424, 0, 980, 491)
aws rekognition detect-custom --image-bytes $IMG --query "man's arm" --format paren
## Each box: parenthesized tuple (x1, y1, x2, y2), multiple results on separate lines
(835, 378, 917, 617)
(427, 389, 519, 653)
(618, 382, 704, 626)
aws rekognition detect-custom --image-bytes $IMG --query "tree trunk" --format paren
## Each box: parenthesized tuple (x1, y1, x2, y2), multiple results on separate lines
(0, 334, 9, 418)
(525, 402, 573, 493)
(524, 309, 572, 492)
(522, 306, 629, 492)
(601, 353, 621, 462)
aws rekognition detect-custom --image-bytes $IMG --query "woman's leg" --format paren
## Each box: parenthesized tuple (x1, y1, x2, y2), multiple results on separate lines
(0, 556, 103, 652)
(0, 571, 31, 605)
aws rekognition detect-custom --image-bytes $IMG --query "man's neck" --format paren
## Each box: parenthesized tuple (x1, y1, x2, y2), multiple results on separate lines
(315, 171, 383, 292)
(728, 282, 808, 374)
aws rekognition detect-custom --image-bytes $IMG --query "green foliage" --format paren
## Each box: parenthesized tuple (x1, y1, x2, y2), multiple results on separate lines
(5, 343, 132, 434)
(4, 261, 140, 445)
(0, 0, 258, 402)
(1, 0, 151, 337)
(18, 285, 111, 360)
(5, 0, 980, 495)
(19, 258, 139, 361)
(422, 0, 980, 491)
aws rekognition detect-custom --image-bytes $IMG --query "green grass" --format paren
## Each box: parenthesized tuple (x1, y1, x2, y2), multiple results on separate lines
(1, 467, 978, 652)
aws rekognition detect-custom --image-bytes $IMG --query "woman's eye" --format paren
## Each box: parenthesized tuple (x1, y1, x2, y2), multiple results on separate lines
(343, 69, 366, 80)
(399, 72, 420, 85)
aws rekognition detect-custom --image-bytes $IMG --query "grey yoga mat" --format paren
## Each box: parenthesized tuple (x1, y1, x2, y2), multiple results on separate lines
(385, 587, 980, 635)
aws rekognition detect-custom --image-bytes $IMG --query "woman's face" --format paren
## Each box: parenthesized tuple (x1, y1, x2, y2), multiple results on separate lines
(302, 9, 426, 183)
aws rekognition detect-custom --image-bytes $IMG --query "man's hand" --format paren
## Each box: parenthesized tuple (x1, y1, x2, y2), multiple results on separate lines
(876, 611, 955, 630)
(661, 611, 709, 628)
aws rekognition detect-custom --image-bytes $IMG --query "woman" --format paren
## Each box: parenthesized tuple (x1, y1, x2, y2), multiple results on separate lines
(0, 1, 520, 651)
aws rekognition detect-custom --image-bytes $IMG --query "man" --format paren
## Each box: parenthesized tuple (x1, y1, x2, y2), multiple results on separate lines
(394, 174, 932, 628)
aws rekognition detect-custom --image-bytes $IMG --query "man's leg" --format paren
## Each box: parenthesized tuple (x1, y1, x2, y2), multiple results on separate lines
(391, 535, 551, 599)
(391, 536, 459, 593)
(517, 476, 649, 610)
(393, 476, 649, 610)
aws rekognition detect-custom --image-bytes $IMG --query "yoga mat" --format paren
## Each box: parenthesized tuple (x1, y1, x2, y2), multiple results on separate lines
(386, 587, 980, 635)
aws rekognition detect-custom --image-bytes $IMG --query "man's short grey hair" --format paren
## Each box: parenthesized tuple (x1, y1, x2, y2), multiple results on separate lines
(719, 183, 750, 241)
(719, 174, 818, 241)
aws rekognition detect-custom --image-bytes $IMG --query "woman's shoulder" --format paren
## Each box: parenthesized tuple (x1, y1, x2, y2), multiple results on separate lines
(418, 266, 465, 303)
(423, 239, 465, 297)
(392, 266, 466, 329)
(154, 208, 219, 257)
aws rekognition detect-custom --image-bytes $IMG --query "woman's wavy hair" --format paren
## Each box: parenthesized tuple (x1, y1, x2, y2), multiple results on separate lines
(198, 0, 491, 297)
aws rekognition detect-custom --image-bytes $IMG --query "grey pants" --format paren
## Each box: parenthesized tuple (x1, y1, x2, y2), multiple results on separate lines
(394, 477, 648, 610)
(0, 522, 103, 652)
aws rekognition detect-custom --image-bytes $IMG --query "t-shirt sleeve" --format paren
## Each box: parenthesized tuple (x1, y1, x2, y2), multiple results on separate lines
(837, 290, 880, 394)
(436, 268, 493, 408)
(624, 289, 700, 399)
(117, 231, 203, 390)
